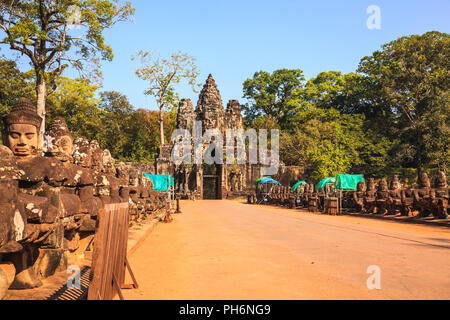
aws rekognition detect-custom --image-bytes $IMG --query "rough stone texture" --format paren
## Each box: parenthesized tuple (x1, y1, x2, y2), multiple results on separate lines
(0, 262, 15, 300)
(196, 74, 225, 133)
(177, 99, 196, 134)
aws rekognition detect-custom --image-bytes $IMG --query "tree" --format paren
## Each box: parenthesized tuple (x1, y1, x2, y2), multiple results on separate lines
(133, 51, 200, 146)
(98, 90, 134, 158)
(358, 31, 450, 174)
(242, 69, 305, 129)
(45, 76, 102, 141)
(0, 57, 34, 133)
(280, 106, 392, 181)
(0, 0, 134, 133)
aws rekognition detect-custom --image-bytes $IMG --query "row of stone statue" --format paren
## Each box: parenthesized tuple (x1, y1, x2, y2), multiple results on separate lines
(0, 98, 165, 297)
(250, 173, 449, 219)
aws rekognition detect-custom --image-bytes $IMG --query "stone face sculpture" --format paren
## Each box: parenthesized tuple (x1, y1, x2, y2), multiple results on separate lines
(386, 176, 403, 215)
(414, 173, 433, 217)
(352, 181, 366, 212)
(363, 178, 377, 214)
(2, 98, 42, 158)
(116, 162, 130, 203)
(431, 171, 448, 219)
(375, 179, 390, 215)
(102, 149, 121, 204)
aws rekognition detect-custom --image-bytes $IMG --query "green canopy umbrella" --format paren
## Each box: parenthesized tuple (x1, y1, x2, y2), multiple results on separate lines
(291, 181, 307, 192)
(335, 174, 364, 190)
(254, 177, 271, 185)
(317, 177, 336, 191)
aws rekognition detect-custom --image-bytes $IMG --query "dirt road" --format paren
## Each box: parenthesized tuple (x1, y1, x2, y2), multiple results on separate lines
(123, 200, 450, 300)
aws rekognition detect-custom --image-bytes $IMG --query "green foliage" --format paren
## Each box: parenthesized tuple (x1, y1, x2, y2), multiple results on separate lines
(358, 31, 450, 172)
(242, 69, 305, 129)
(0, 58, 34, 133)
(245, 31, 449, 181)
(133, 50, 200, 144)
(46, 76, 102, 140)
(0, 0, 135, 128)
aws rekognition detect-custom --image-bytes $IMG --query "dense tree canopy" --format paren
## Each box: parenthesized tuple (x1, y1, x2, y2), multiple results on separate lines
(0, 0, 134, 132)
(243, 31, 449, 181)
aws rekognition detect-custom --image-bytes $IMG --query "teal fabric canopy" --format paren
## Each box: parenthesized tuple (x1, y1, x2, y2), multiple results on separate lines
(143, 174, 174, 192)
(256, 177, 281, 186)
(254, 177, 271, 184)
(335, 174, 364, 190)
(291, 181, 307, 192)
(317, 177, 336, 190)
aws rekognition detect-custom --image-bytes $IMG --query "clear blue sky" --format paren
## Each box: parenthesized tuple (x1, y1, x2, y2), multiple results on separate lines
(4, 0, 450, 110)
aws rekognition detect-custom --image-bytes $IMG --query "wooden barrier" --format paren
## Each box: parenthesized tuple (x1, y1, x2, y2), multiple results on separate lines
(88, 203, 138, 300)
(324, 197, 339, 215)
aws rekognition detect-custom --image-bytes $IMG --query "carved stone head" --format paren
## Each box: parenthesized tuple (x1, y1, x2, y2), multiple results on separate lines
(2, 98, 42, 158)
(357, 181, 366, 192)
(128, 168, 140, 187)
(419, 173, 431, 189)
(390, 175, 402, 190)
(73, 137, 92, 168)
(89, 140, 103, 172)
(378, 179, 389, 192)
(102, 149, 116, 175)
(434, 171, 447, 188)
(366, 178, 376, 191)
(46, 117, 74, 162)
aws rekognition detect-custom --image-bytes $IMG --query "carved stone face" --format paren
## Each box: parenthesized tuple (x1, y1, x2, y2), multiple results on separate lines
(419, 173, 431, 188)
(389, 176, 401, 190)
(48, 135, 74, 162)
(357, 182, 366, 192)
(5, 124, 39, 158)
(435, 171, 447, 188)
(89, 140, 103, 172)
(367, 178, 376, 191)
(102, 150, 116, 175)
(378, 179, 388, 192)
(73, 137, 92, 168)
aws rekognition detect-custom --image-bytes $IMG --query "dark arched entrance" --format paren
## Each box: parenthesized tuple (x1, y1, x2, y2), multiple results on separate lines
(202, 163, 222, 200)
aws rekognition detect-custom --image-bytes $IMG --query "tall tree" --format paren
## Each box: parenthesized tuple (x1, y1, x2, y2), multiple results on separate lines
(358, 31, 450, 174)
(242, 69, 304, 128)
(0, 0, 134, 133)
(133, 51, 200, 146)
(99, 91, 134, 158)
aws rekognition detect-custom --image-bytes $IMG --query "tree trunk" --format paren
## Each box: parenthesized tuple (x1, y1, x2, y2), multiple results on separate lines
(159, 104, 165, 146)
(416, 127, 424, 177)
(36, 74, 47, 135)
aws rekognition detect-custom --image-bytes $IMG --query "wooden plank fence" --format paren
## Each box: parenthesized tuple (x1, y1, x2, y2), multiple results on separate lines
(88, 203, 138, 300)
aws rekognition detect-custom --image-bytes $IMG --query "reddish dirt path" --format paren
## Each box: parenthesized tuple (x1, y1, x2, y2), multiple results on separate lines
(123, 200, 450, 300)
